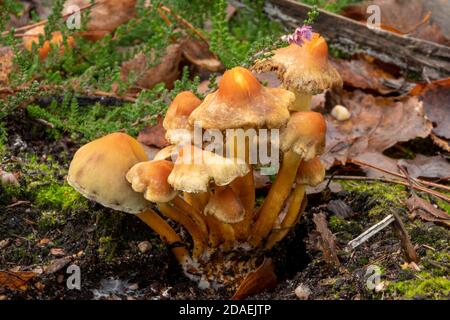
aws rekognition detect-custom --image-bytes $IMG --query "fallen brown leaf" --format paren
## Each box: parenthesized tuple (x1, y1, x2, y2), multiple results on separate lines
(405, 194, 450, 228)
(331, 55, 405, 94)
(121, 43, 183, 90)
(181, 37, 223, 72)
(63, 0, 137, 39)
(0, 270, 37, 291)
(45, 257, 72, 274)
(411, 78, 450, 140)
(312, 213, 340, 266)
(50, 248, 66, 257)
(231, 258, 277, 300)
(137, 115, 170, 149)
(341, 0, 450, 46)
(322, 90, 432, 169)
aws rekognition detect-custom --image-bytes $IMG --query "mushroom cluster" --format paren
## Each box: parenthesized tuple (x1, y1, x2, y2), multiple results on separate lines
(67, 31, 341, 287)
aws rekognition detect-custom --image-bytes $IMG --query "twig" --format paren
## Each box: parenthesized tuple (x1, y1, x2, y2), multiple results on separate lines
(350, 159, 450, 198)
(346, 214, 395, 251)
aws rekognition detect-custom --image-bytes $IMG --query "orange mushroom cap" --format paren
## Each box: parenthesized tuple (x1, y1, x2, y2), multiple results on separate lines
(67, 133, 149, 214)
(189, 67, 293, 130)
(280, 111, 327, 161)
(296, 156, 326, 187)
(204, 187, 245, 224)
(126, 160, 177, 203)
(253, 33, 342, 95)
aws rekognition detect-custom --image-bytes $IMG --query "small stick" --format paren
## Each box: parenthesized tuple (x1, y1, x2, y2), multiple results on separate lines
(346, 214, 395, 251)
(391, 210, 419, 263)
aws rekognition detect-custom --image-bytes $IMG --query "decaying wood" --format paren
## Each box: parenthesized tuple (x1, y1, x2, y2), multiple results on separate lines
(264, 0, 450, 80)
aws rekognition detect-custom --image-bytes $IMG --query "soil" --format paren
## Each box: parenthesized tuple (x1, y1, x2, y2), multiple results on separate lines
(1, 109, 449, 300)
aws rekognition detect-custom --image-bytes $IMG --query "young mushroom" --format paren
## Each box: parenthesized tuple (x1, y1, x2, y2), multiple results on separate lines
(250, 112, 326, 247)
(189, 66, 294, 240)
(126, 160, 207, 259)
(67, 133, 191, 267)
(253, 33, 342, 111)
(163, 91, 202, 145)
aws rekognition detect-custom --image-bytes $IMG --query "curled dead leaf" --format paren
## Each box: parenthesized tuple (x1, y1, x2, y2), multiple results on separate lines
(231, 258, 277, 300)
(0, 270, 37, 291)
(312, 213, 340, 266)
(181, 37, 223, 72)
(137, 115, 170, 149)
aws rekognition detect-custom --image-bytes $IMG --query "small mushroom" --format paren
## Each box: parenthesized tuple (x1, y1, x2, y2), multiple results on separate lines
(250, 112, 326, 247)
(67, 133, 191, 266)
(253, 33, 342, 111)
(163, 91, 202, 145)
(204, 186, 245, 224)
(126, 160, 207, 259)
(23, 26, 75, 60)
(296, 156, 326, 187)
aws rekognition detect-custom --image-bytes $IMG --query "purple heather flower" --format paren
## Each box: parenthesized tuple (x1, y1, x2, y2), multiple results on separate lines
(287, 25, 313, 46)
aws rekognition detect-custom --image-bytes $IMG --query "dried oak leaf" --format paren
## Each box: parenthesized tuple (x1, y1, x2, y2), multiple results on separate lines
(0, 270, 37, 291)
(331, 55, 405, 95)
(137, 115, 170, 149)
(411, 78, 450, 140)
(341, 0, 450, 46)
(312, 213, 340, 266)
(121, 43, 183, 90)
(322, 90, 432, 169)
(405, 194, 450, 228)
(180, 37, 223, 72)
(231, 258, 277, 300)
(63, 0, 136, 39)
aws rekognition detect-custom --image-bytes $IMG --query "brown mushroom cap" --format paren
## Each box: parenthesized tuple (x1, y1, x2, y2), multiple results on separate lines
(280, 111, 327, 161)
(163, 91, 202, 144)
(126, 160, 177, 203)
(253, 33, 342, 95)
(296, 157, 326, 187)
(189, 67, 293, 130)
(168, 145, 249, 193)
(154, 145, 178, 161)
(204, 187, 245, 224)
(67, 132, 149, 214)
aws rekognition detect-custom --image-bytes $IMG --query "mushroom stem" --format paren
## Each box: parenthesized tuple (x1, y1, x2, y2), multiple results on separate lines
(137, 209, 191, 266)
(264, 184, 307, 250)
(157, 203, 207, 259)
(230, 168, 255, 241)
(172, 195, 208, 237)
(184, 191, 210, 212)
(249, 151, 302, 247)
(205, 215, 236, 250)
(291, 90, 312, 112)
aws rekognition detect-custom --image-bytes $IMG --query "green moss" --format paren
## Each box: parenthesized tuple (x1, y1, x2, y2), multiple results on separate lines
(35, 183, 87, 210)
(38, 210, 66, 229)
(338, 180, 407, 217)
(329, 215, 363, 240)
(98, 236, 117, 261)
(388, 273, 450, 299)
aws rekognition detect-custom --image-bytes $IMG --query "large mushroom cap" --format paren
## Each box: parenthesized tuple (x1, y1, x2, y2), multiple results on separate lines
(163, 91, 202, 144)
(189, 67, 293, 130)
(126, 160, 177, 203)
(204, 187, 245, 224)
(280, 111, 327, 161)
(67, 132, 149, 214)
(253, 33, 342, 95)
(296, 156, 326, 187)
(168, 145, 249, 193)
